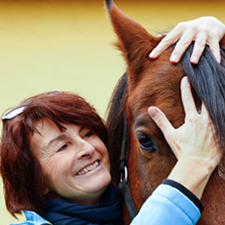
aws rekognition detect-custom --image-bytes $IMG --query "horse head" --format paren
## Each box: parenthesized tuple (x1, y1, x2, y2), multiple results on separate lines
(106, 0, 225, 224)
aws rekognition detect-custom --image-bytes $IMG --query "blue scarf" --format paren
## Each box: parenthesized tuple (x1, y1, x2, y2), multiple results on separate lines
(43, 183, 123, 225)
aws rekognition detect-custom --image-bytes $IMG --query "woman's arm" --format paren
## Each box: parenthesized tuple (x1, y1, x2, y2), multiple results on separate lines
(149, 17, 225, 64)
(131, 182, 201, 225)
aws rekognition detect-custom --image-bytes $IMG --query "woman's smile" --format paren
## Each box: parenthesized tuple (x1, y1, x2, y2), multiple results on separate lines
(76, 160, 99, 176)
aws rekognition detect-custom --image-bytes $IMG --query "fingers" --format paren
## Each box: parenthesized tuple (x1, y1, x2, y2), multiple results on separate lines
(149, 29, 181, 59)
(190, 32, 207, 64)
(148, 106, 180, 159)
(180, 77, 197, 117)
(170, 31, 221, 64)
(150, 17, 225, 65)
(148, 107, 174, 140)
(148, 77, 196, 142)
(149, 38, 174, 59)
(170, 30, 195, 63)
(190, 31, 221, 64)
(200, 104, 222, 165)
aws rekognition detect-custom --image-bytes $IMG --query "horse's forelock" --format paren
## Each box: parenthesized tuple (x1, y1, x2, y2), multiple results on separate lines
(182, 43, 225, 151)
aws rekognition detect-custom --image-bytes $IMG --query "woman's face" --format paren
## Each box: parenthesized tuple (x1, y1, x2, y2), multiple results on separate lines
(30, 118, 111, 205)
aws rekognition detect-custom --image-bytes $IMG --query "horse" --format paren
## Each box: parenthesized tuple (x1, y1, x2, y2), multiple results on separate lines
(105, 0, 225, 224)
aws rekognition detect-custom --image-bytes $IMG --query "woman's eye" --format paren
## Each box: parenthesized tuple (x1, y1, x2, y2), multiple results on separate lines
(58, 143, 69, 152)
(136, 132, 157, 152)
(84, 131, 94, 138)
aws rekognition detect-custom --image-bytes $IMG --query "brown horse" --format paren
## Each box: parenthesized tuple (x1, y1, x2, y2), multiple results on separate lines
(106, 0, 225, 224)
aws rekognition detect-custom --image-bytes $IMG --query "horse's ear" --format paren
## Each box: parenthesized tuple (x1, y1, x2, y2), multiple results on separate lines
(106, 0, 161, 75)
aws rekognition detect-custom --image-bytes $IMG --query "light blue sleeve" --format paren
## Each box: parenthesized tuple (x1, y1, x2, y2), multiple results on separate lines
(130, 184, 201, 225)
(10, 211, 51, 225)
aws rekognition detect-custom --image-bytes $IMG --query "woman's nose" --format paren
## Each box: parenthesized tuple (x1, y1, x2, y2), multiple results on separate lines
(76, 140, 95, 159)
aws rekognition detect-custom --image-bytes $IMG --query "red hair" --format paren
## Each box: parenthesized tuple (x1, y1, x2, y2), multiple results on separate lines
(0, 91, 108, 217)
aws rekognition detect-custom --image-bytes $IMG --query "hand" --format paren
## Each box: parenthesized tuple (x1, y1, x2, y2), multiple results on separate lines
(149, 17, 225, 64)
(148, 76, 222, 198)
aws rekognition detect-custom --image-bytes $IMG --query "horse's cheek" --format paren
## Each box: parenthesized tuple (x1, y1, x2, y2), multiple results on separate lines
(136, 142, 177, 201)
(127, 135, 143, 209)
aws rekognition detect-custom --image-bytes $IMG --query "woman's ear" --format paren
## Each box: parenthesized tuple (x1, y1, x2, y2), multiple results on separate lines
(43, 185, 50, 195)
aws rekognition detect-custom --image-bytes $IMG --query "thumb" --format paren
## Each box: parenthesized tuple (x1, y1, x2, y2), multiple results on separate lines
(148, 107, 174, 140)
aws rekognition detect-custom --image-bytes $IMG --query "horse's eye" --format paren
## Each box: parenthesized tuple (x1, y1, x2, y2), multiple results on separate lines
(136, 132, 157, 152)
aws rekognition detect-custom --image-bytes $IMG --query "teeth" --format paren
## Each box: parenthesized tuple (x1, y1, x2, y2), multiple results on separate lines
(77, 161, 99, 176)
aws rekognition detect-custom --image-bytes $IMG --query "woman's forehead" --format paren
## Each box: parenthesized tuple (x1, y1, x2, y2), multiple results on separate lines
(30, 119, 64, 152)
(31, 119, 83, 149)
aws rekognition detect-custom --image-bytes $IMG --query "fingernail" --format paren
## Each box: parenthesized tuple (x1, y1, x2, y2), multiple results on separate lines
(148, 107, 158, 118)
(190, 56, 198, 64)
(149, 50, 157, 58)
(182, 76, 189, 86)
(170, 55, 178, 63)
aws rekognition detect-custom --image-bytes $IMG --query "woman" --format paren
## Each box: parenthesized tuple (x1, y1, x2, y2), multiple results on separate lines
(0, 78, 221, 225)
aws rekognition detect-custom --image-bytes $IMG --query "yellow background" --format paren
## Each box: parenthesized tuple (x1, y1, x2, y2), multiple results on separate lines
(1, 0, 225, 224)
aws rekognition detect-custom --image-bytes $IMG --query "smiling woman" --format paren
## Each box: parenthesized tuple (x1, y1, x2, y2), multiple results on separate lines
(1, 91, 123, 225)
(31, 119, 111, 206)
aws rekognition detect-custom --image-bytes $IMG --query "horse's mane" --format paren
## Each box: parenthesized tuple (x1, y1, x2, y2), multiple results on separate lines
(106, 43, 225, 184)
(106, 72, 128, 183)
(182, 44, 225, 150)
